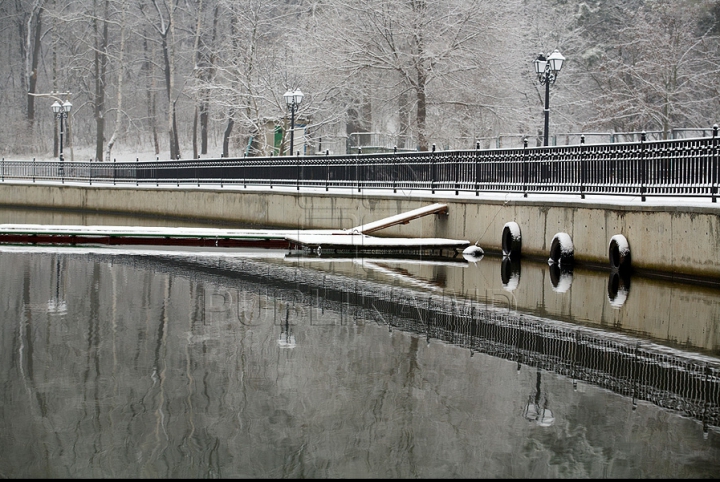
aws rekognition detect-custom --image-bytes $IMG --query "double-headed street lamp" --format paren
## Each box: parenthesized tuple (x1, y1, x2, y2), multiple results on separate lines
(533, 49, 565, 147)
(283, 89, 303, 156)
(52, 100, 72, 172)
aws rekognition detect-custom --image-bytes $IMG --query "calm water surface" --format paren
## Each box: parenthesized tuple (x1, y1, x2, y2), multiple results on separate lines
(1, 209, 720, 478)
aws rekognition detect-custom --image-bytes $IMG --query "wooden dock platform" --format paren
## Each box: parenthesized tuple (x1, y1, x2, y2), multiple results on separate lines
(0, 203, 469, 253)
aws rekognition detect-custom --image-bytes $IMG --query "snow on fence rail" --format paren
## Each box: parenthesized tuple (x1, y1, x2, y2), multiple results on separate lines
(2, 128, 719, 202)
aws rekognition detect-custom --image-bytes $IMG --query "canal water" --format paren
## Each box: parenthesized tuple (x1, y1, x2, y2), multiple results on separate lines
(1, 209, 719, 478)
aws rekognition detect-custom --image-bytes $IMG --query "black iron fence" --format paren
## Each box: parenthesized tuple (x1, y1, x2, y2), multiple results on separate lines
(3, 127, 718, 202)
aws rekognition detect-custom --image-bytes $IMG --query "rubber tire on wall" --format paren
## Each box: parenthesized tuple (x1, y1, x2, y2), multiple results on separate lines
(502, 222, 521, 257)
(549, 233, 574, 265)
(608, 234, 631, 272)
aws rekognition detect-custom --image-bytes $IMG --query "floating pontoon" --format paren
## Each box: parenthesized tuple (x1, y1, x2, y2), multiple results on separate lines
(0, 202, 470, 253)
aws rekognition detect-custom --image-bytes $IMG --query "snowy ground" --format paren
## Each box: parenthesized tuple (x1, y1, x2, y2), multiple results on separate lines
(10, 145, 227, 163)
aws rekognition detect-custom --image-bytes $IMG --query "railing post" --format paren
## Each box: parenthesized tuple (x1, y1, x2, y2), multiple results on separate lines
(156, 159, 159, 187)
(243, 157, 247, 188)
(1, 157, 4, 182)
(136, 158, 139, 186)
(713, 124, 718, 203)
(89, 161, 93, 185)
(475, 141, 479, 196)
(325, 149, 330, 192)
(580, 134, 585, 199)
(33, 158, 35, 183)
(393, 146, 397, 193)
(113, 158, 116, 185)
(523, 137, 528, 198)
(297, 152, 300, 191)
(454, 150, 459, 195)
(640, 131, 646, 202)
(431, 143, 436, 194)
(357, 147, 362, 193)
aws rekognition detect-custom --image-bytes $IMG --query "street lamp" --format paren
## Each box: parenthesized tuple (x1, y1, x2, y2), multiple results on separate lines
(283, 89, 303, 155)
(534, 49, 565, 146)
(52, 99, 72, 173)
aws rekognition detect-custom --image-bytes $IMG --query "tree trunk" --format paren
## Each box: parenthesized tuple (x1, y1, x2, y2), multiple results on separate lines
(192, 106, 198, 159)
(200, 97, 209, 155)
(106, 0, 127, 162)
(26, 4, 44, 127)
(142, 33, 160, 156)
(199, 4, 219, 156)
(222, 112, 234, 158)
(52, 19, 58, 158)
(94, 0, 109, 162)
(416, 82, 428, 151)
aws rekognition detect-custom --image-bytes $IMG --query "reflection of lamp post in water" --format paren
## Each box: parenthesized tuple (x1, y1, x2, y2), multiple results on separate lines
(47, 257, 67, 313)
(278, 305, 296, 348)
(523, 368, 555, 427)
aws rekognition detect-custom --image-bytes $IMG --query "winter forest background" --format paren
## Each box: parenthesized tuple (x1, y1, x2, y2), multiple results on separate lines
(1, 0, 719, 161)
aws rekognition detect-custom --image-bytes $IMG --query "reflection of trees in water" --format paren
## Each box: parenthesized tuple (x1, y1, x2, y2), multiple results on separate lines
(73, 252, 720, 432)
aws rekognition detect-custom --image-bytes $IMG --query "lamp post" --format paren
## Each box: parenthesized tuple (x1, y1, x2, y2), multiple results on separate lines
(283, 89, 303, 155)
(52, 100, 72, 174)
(533, 49, 565, 147)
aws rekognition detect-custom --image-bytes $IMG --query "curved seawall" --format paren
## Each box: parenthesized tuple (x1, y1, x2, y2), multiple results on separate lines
(1, 181, 719, 283)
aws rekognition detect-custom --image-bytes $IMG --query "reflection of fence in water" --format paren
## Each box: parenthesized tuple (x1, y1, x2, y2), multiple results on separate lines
(254, 260, 720, 432)
(360, 293, 720, 432)
(86, 253, 720, 431)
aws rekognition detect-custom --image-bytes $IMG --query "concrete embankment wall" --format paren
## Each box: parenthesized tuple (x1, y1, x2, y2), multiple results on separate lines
(1, 182, 719, 282)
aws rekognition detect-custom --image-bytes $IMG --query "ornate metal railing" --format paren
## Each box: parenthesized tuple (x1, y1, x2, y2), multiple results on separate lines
(2, 127, 718, 202)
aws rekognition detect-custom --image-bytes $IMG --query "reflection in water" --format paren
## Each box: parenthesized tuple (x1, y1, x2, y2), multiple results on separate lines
(549, 262, 573, 293)
(278, 305, 296, 348)
(523, 369, 555, 427)
(607, 269, 631, 308)
(46, 256, 68, 314)
(1, 247, 720, 478)
(500, 256, 521, 292)
(462, 252, 484, 263)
